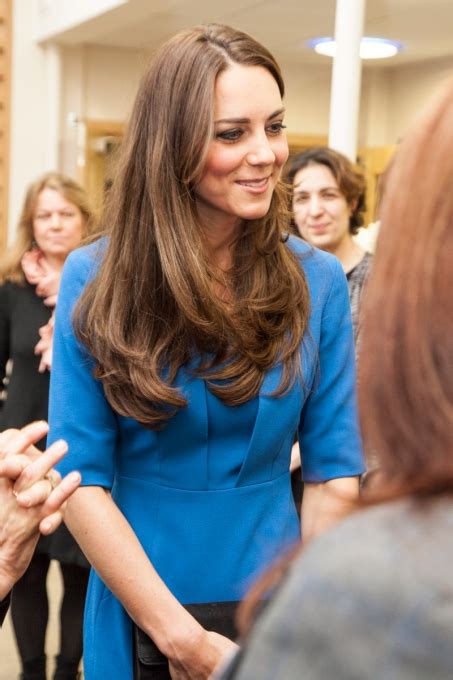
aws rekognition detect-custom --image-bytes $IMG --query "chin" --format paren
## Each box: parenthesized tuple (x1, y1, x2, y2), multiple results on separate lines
(239, 202, 273, 221)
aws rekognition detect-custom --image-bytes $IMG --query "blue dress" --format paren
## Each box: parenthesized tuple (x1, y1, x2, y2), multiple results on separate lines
(48, 235, 365, 679)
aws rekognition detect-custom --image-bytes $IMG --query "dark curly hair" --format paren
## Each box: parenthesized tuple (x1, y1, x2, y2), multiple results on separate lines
(286, 147, 366, 235)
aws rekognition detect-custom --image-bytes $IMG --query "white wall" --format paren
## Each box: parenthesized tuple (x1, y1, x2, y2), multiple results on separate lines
(10, 10, 453, 240)
(59, 44, 148, 176)
(387, 56, 453, 143)
(84, 44, 148, 120)
(36, 0, 127, 42)
(283, 62, 332, 136)
(8, 0, 52, 241)
(359, 68, 392, 148)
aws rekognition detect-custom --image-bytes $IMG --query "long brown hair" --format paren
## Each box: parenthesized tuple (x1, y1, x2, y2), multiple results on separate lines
(286, 147, 366, 235)
(238, 77, 453, 636)
(0, 172, 96, 285)
(359, 78, 453, 496)
(75, 23, 310, 429)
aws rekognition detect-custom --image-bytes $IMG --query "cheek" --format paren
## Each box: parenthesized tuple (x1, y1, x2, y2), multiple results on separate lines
(332, 201, 350, 228)
(32, 222, 45, 245)
(293, 202, 307, 220)
(292, 206, 309, 231)
(203, 147, 241, 180)
(274, 139, 289, 168)
(67, 220, 84, 243)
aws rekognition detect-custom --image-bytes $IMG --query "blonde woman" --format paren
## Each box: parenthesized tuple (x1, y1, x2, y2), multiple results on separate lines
(0, 173, 95, 680)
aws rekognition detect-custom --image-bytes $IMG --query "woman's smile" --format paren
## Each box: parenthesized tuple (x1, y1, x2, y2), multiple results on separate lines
(195, 63, 288, 231)
(235, 176, 271, 193)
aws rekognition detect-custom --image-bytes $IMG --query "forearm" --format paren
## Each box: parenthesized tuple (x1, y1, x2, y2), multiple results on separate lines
(289, 441, 301, 473)
(64, 486, 202, 657)
(301, 477, 359, 543)
(0, 530, 39, 601)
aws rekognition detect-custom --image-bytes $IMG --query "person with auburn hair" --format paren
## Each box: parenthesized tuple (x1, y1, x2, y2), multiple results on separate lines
(287, 147, 371, 340)
(0, 172, 95, 680)
(48, 24, 364, 680)
(216, 78, 453, 680)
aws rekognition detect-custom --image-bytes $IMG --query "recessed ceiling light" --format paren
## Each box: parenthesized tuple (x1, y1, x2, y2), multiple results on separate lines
(307, 36, 404, 60)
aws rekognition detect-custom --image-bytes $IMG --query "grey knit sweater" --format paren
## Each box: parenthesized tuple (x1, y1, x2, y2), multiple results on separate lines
(218, 496, 453, 680)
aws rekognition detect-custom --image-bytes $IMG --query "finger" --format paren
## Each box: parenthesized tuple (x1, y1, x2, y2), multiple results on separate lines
(16, 479, 55, 507)
(41, 471, 81, 514)
(13, 439, 68, 494)
(39, 510, 64, 535)
(0, 421, 49, 459)
(0, 453, 32, 480)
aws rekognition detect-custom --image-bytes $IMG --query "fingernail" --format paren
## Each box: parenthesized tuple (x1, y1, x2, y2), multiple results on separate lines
(17, 494, 31, 507)
(33, 420, 49, 433)
(68, 471, 81, 483)
(53, 439, 68, 453)
(41, 521, 52, 532)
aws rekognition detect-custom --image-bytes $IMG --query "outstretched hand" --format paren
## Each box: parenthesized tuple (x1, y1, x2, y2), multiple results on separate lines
(0, 421, 81, 599)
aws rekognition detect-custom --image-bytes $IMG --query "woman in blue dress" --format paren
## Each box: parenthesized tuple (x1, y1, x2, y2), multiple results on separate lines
(49, 24, 365, 680)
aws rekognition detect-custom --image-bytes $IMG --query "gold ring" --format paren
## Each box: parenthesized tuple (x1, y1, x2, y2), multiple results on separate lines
(45, 471, 59, 490)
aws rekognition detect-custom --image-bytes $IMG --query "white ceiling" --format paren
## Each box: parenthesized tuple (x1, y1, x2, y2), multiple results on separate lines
(53, 0, 453, 69)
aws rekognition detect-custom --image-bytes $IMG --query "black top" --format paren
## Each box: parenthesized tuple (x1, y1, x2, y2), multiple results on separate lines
(0, 280, 89, 568)
(0, 281, 50, 436)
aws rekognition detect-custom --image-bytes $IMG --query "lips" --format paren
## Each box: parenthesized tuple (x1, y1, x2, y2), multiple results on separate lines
(235, 176, 272, 196)
(309, 223, 330, 232)
(236, 176, 270, 188)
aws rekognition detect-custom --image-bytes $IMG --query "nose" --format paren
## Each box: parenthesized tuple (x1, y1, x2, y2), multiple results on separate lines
(308, 195, 324, 217)
(49, 212, 62, 229)
(246, 133, 276, 166)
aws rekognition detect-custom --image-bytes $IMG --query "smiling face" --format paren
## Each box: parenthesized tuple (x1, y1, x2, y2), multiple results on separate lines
(33, 188, 85, 264)
(292, 163, 353, 253)
(195, 63, 289, 233)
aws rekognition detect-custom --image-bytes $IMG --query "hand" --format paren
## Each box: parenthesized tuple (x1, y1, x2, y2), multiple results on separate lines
(168, 629, 238, 680)
(0, 421, 81, 599)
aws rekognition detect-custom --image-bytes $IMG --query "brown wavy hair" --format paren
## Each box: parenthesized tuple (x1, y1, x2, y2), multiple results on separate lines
(0, 172, 96, 285)
(75, 24, 310, 429)
(238, 76, 453, 636)
(286, 146, 366, 235)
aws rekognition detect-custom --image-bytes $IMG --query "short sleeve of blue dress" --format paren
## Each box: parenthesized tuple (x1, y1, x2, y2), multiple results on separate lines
(48, 235, 364, 680)
(294, 240, 365, 483)
(48, 240, 118, 488)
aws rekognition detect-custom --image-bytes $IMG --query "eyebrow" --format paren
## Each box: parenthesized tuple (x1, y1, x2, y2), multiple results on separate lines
(293, 184, 340, 193)
(215, 107, 286, 125)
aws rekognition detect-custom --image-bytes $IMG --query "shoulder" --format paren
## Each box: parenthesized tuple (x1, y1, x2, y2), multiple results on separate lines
(57, 238, 107, 316)
(285, 234, 344, 290)
(0, 280, 26, 307)
(284, 235, 347, 315)
(0, 280, 23, 294)
(350, 251, 373, 282)
(62, 237, 107, 287)
(281, 497, 453, 609)
(238, 498, 453, 680)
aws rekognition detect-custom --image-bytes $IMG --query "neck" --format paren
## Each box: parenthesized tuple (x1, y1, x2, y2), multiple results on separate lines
(327, 236, 365, 274)
(200, 217, 241, 272)
(41, 253, 66, 272)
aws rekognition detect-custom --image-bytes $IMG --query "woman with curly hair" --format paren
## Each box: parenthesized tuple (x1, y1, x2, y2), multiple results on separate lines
(287, 147, 371, 339)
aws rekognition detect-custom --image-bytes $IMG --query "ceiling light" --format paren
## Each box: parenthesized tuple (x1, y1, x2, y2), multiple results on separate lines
(307, 36, 403, 60)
